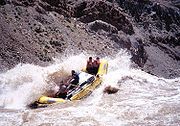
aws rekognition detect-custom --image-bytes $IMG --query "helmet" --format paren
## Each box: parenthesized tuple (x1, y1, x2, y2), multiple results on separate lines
(71, 70, 75, 74)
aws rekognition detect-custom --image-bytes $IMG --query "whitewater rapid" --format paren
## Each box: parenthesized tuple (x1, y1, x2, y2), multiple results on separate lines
(0, 51, 179, 126)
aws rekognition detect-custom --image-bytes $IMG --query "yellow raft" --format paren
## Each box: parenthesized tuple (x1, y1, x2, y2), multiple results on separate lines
(29, 59, 108, 108)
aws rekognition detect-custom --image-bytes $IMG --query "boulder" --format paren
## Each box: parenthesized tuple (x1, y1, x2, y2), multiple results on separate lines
(103, 85, 119, 94)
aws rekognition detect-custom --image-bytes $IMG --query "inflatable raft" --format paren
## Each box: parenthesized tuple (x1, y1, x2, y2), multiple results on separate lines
(29, 59, 108, 108)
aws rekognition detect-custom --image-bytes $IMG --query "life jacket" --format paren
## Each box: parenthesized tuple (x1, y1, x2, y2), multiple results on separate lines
(72, 73, 79, 82)
(59, 84, 67, 93)
(87, 60, 93, 68)
(93, 60, 100, 68)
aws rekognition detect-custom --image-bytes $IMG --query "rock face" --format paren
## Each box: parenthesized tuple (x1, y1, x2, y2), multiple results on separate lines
(86, 20, 118, 34)
(73, 0, 134, 35)
(115, 0, 180, 78)
(0, 2, 65, 70)
(0, 0, 179, 78)
(0, 0, 6, 5)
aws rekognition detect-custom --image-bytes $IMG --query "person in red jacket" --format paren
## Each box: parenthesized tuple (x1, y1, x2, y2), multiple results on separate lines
(86, 57, 94, 74)
(93, 57, 100, 75)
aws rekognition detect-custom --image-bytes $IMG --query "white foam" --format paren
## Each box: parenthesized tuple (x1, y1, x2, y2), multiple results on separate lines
(0, 51, 180, 126)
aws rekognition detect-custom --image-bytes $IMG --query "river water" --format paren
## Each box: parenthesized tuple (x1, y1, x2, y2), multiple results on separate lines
(0, 51, 179, 126)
